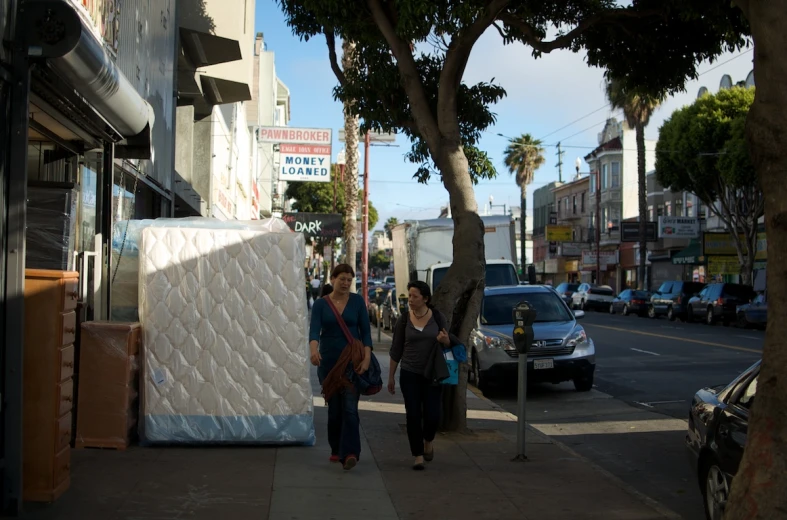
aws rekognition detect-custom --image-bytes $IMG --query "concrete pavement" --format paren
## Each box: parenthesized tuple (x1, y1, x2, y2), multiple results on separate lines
(21, 327, 681, 520)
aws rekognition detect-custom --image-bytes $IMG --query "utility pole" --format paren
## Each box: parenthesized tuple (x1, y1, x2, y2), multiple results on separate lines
(595, 169, 601, 284)
(362, 131, 371, 306)
(555, 142, 565, 183)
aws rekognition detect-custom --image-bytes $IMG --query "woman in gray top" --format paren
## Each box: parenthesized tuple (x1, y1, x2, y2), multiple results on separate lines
(388, 280, 460, 470)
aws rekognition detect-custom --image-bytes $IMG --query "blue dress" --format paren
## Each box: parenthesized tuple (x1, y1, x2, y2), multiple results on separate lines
(309, 293, 374, 382)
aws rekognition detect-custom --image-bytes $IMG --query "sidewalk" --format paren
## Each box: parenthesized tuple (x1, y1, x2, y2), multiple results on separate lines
(21, 329, 679, 520)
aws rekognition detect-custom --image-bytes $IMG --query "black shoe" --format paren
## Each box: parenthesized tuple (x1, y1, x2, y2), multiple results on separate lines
(424, 446, 434, 462)
(413, 462, 425, 471)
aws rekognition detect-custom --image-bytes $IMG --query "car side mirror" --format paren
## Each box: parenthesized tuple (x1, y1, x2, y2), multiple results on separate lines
(573, 310, 585, 320)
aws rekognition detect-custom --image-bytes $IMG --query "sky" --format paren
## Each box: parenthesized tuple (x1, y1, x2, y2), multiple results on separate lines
(255, 1, 754, 232)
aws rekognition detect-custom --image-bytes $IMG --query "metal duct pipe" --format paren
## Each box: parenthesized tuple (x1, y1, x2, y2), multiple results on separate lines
(24, 0, 151, 138)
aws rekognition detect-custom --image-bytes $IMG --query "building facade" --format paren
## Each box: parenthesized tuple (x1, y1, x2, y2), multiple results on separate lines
(551, 175, 591, 283)
(584, 118, 656, 291)
(371, 230, 393, 257)
(532, 181, 562, 282)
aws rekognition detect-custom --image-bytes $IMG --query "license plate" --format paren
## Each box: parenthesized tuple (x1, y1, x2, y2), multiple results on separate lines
(533, 359, 554, 370)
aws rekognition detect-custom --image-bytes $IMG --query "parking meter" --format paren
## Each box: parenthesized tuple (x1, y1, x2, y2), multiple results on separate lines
(512, 301, 537, 461)
(398, 294, 409, 315)
(512, 302, 537, 354)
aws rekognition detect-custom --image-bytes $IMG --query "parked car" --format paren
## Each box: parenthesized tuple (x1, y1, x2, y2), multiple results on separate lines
(609, 289, 651, 316)
(554, 282, 580, 307)
(686, 360, 760, 520)
(687, 283, 756, 326)
(470, 285, 595, 394)
(570, 283, 615, 311)
(648, 281, 706, 321)
(736, 292, 767, 329)
(379, 287, 401, 330)
(384, 275, 395, 285)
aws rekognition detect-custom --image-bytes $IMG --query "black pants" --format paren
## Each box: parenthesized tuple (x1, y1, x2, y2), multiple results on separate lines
(399, 368, 442, 457)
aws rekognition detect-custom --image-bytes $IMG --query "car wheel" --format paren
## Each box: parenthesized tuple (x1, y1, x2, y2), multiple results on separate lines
(470, 351, 488, 394)
(706, 307, 715, 326)
(648, 305, 656, 319)
(702, 460, 729, 520)
(609, 303, 615, 314)
(623, 304, 629, 316)
(581, 299, 587, 311)
(738, 312, 749, 329)
(573, 374, 594, 392)
(667, 306, 676, 321)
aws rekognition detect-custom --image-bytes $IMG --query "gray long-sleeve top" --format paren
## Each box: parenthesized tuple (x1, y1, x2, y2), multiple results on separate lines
(390, 310, 461, 374)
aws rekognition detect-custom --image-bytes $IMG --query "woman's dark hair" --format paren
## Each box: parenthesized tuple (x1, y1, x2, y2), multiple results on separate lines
(407, 280, 433, 308)
(320, 283, 334, 298)
(331, 263, 355, 280)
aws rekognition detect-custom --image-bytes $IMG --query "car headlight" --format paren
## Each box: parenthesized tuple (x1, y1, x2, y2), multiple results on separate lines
(473, 330, 515, 351)
(566, 327, 589, 348)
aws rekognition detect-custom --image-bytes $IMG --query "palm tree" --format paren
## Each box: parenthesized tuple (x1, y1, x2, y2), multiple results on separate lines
(342, 40, 360, 287)
(384, 217, 399, 240)
(503, 134, 546, 271)
(605, 78, 665, 290)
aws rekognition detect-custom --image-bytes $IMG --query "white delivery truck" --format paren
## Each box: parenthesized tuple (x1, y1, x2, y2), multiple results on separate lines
(391, 216, 519, 303)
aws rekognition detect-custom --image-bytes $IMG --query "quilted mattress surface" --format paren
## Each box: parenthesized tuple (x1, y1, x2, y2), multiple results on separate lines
(138, 225, 315, 445)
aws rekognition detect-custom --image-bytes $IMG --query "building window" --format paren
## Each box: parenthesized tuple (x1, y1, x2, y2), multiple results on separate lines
(590, 174, 596, 193)
(686, 198, 695, 217)
(665, 201, 671, 216)
(648, 205, 654, 221)
(611, 162, 620, 188)
(572, 195, 577, 214)
(581, 192, 586, 212)
(675, 198, 683, 217)
(564, 197, 569, 215)
(601, 164, 608, 190)
(657, 204, 664, 217)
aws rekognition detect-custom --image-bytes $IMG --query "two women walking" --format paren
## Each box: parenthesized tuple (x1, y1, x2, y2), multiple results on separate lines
(309, 266, 458, 472)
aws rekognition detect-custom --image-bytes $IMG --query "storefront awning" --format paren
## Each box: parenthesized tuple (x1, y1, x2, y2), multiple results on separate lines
(23, 0, 153, 151)
(672, 240, 703, 266)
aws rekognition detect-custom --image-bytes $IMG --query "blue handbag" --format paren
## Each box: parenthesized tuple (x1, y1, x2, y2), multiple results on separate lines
(441, 344, 466, 386)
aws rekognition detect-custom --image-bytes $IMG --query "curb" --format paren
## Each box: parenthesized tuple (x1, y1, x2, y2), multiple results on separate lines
(467, 385, 683, 520)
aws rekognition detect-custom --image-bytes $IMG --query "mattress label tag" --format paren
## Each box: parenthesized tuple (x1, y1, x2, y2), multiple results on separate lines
(152, 368, 166, 386)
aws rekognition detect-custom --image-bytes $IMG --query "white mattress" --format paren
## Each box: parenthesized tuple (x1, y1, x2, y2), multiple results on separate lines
(138, 225, 315, 445)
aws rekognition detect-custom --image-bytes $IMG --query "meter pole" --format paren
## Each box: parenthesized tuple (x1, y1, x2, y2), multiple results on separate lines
(512, 302, 537, 461)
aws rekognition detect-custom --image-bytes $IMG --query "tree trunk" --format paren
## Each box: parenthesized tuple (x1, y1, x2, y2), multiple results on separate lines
(724, 1, 787, 518)
(636, 122, 648, 290)
(520, 184, 528, 272)
(342, 40, 360, 288)
(432, 144, 486, 433)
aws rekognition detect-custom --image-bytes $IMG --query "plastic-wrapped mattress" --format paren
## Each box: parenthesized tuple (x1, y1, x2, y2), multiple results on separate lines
(137, 220, 315, 445)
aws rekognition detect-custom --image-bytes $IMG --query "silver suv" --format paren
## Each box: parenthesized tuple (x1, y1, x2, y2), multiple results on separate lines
(469, 285, 596, 395)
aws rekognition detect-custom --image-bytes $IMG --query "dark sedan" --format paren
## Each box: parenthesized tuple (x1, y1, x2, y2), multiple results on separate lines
(686, 360, 760, 520)
(609, 289, 651, 317)
(737, 292, 767, 329)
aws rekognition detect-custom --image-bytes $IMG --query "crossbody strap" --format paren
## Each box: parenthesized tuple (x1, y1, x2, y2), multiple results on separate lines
(324, 296, 355, 344)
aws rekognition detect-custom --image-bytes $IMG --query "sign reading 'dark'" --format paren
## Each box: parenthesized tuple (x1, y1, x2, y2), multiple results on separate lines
(279, 144, 332, 183)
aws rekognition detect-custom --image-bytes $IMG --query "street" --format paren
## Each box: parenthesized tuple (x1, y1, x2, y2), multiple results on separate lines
(482, 310, 763, 520)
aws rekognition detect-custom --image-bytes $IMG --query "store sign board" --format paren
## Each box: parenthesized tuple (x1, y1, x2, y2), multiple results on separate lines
(546, 225, 572, 242)
(621, 221, 658, 242)
(560, 242, 589, 257)
(707, 256, 740, 276)
(581, 250, 618, 269)
(279, 144, 332, 183)
(283, 213, 343, 238)
(658, 217, 700, 238)
(259, 127, 332, 145)
(703, 232, 744, 256)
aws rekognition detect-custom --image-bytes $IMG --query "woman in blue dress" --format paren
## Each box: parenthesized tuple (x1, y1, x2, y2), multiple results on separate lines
(309, 264, 373, 470)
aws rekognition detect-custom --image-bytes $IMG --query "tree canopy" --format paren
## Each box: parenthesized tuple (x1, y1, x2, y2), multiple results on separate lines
(656, 86, 762, 282)
(279, 0, 748, 186)
(656, 87, 758, 205)
(383, 217, 399, 240)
